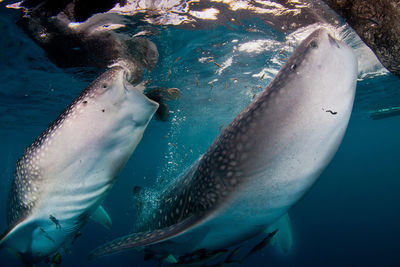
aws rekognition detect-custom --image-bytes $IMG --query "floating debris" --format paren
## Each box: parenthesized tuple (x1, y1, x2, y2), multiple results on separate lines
(369, 106, 400, 120)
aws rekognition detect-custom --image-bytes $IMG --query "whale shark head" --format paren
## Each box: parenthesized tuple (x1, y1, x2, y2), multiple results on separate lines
(89, 28, 357, 259)
(1, 63, 159, 262)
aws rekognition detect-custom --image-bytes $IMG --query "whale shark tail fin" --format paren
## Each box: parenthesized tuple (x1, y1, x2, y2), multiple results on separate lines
(88, 214, 202, 260)
(266, 213, 293, 254)
(0, 218, 36, 254)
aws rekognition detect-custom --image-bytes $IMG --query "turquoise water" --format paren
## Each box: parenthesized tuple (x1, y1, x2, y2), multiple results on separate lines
(1, 1, 400, 266)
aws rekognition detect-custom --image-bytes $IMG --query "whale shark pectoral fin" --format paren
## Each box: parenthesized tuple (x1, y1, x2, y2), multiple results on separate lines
(88, 215, 202, 260)
(90, 205, 112, 230)
(0, 218, 36, 253)
(265, 213, 293, 254)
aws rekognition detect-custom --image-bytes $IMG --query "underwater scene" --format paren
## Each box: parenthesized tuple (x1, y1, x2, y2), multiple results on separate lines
(0, 0, 399, 266)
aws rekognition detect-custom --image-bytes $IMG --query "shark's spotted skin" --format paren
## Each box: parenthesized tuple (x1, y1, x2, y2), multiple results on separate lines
(8, 68, 120, 227)
(89, 28, 357, 260)
(1, 65, 159, 262)
(8, 69, 121, 221)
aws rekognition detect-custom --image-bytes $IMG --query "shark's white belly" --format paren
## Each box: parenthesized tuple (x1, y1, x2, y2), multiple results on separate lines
(1, 66, 158, 261)
(87, 28, 357, 261)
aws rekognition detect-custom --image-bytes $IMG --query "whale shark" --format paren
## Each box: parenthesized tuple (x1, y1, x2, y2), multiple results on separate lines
(0, 64, 159, 262)
(89, 28, 357, 260)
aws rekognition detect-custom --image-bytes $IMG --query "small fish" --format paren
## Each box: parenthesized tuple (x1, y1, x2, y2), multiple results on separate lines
(177, 248, 228, 266)
(50, 252, 62, 267)
(132, 30, 153, 37)
(213, 62, 223, 68)
(219, 123, 225, 132)
(168, 69, 171, 78)
(195, 77, 199, 87)
(210, 82, 213, 89)
(242, 229, 278, 261)
(225, 81, 227, 90)
(368, 17, 380, 25)
(258, 73, 265, 81)
(49, 215, 61, 230)
(174, 56, 181, 63)
(71, 231, 82, 245)
(224, 246, 242, 263)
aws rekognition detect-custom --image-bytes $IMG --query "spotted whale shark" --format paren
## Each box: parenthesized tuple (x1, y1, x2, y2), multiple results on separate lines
(89, 28, 357, 259)
(0, 64, 159, 262)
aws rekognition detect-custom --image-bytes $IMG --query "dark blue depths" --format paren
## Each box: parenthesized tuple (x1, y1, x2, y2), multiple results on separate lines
(0, 3, 400, 267)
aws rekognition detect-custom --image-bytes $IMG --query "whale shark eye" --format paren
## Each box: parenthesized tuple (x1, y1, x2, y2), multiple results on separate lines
(102, 84, 108, 89)
(309, 40, 318, 49)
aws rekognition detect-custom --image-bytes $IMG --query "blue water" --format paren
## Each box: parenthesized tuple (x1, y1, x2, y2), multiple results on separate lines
(1, 1, 400, 266)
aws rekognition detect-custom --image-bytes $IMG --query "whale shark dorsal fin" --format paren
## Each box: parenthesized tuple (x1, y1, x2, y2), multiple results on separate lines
(266, 213, 293, 254)
(90, 205, 112, 230)
(0, 218, 36, 253)
(88, 214, 202, 260)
